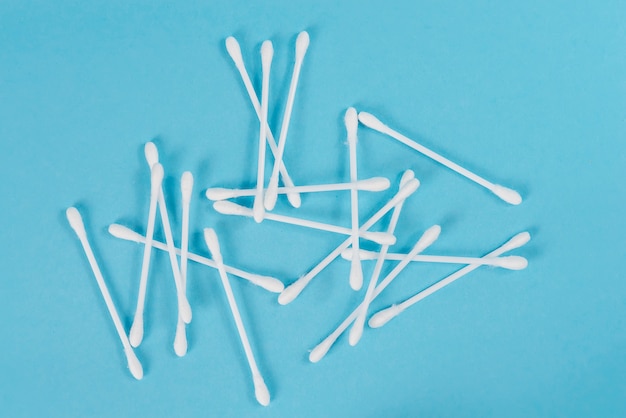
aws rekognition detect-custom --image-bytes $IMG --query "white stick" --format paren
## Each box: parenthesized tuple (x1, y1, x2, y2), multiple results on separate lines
(108, 224, 284, 293)
(144, 142, 192, 325)
(368, 232, 531, 328)
(213, 200, 395, 245)
(129, 162, 163, 348)
(278, 171, 420, 305)
(358, 111, 522, 205)
(174, 171, 193, 357)
(264, 32, 309, 210)
(225, 36, 301, 208)
(341, 249, 528, 270)
(309, 225, 441, 363)
(345, 107, 363, 291)
(206, 177, 389, 201)
(253, 41, 273, 223)
(66, 207, 143, 380)
(204, 228, 270, 406)
(348, 167, 407, 346)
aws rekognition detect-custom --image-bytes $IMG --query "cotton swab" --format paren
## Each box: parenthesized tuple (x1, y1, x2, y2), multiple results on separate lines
(348, 160, 407, 345)
(278, 171, 420, 305)
(225, 36, 301, 208)
(345, 107, 363, 291)
(253, 41, 273, 223)
(144, 142, 192, 325)
(358, 111, 522, 205)
(129, 162, 164, 347)
(206, 177, 390, 201)
(341, 249, 528, 270)
(174, 171, 193, 357)
(66, 207, 143, 380)
(368, 232, 531, 329)
(203, 228, 270, 406)
(108, 224, 284, 293)
(309, 225, 441, 363)
(213, 200, 395, 245)
(264, 31, 309, 210)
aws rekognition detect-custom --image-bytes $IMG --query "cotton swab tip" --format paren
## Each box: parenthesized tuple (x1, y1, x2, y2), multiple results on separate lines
(129, 318, 144, 347)
(252, 198, 265, 223)
(295, 31, 310, 59)
(499, 255, 528, 270)
(205, 188, 235, 201)
(66, 207, 86, 239)
(397, 178, 420, 200)
(225, 36, 243, 67)
(501, 231, 531, 252)
(400, 169, 415, 185)
(349, 258, 363, 291)
(108, 224, 142, 243)
(144, 142, 159, 167)
(348, 321, 363, 346)
(368, 305, 402, 328)
(417, 225, 441, 250)
(253, 374, 271, 406)
(344, 107, 358, 143)
(213, 200, 252, 216)
(179, 297, 192, 324)
(261, 40, 274, 66)
(492, 184, 522, 205)
(203, 228, 223, 263)
(364, 231, 396, 246)
(150, 163, 164, 195)
(174, 325, 188, 357)
(309, 338, 333, 363)
(357, 111, 387, 132)
(263, 184, 279, 211)
(278, 280, 305, 305)
(181, 171, 194, 203)
(360, 177, 391, 191)
(124, 346, 144, 380)
(254, 275, 285, 293)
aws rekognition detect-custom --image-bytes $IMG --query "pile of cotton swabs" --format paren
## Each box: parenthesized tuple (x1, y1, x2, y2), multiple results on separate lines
(66, 31, 529, 407)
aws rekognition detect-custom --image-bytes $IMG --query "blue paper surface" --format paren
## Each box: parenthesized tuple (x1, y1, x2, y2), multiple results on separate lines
(1, 1, 625, 416)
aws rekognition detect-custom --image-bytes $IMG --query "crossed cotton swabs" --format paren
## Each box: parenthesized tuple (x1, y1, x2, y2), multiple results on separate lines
(66, 30, 529, 407)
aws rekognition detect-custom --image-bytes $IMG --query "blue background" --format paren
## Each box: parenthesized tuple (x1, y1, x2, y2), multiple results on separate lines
(1, 1, 625, 416)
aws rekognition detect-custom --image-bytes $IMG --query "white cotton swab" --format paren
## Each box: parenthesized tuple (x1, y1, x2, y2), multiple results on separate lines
(174, 171, 193, 357)
(368, 231, 531, 329)
(278, 171, 420, 305)
(108, 224, 284, 293)
(203, 228, 270, 407)
(129, 162, 164, 347)
(348, 162, 407, 346)
(358, 112, 522, 205)
(341, 250, 528, 270)
(144, 142, 192, 324)
(253, 41, 274, 223)
(206, 177, 389, 201)
(66, 207, 143, 380)
(309, 225, 441, 363)
(225, 36, 301, 208)
(264, 31, 310, 210)
(213, 200, 395, 245)
(345, 107, 363, 291)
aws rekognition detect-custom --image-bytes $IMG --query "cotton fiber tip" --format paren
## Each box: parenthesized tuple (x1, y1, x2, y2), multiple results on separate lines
(498, 256, 528, 270)
(225, 36, 244, 67)
(213, 201, 253, 216)
(360, 177, 391, 191)
(205, 188, 236, 201)
(348, 321, 363, 346)
(253, 374, 271, 407)
(124, 346, 144, 380)
(368, 305, 402, 328)
(261, 40, 274, 66)
(502, 231, 531, 252)
(278, 280, 306, 305)
(174, 324, 188, 357)
(492, 184, 522, 205)
(203, 228, 223, 263)
(358, 111, 387, 132)
(66, 207, 86, 239)
(397, 178, 421, 200)
(295, 31, 310, 59)
(129, 317, 144, 348)
(144, 142, 159, 167)
(181, 171, 193, 203)
(309, 337, 334, 363)
(399, 169, 415, 188)
(418, 225, 441, 250)
(150, 163, 164, 194)
(253, 196, 265, 223)
(345, 107, 358, 143)
(107, 224, 142, 242)
(364, 231, 396, 246)
(179, 297, 192, 324)
(254, 276, 285, 293)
